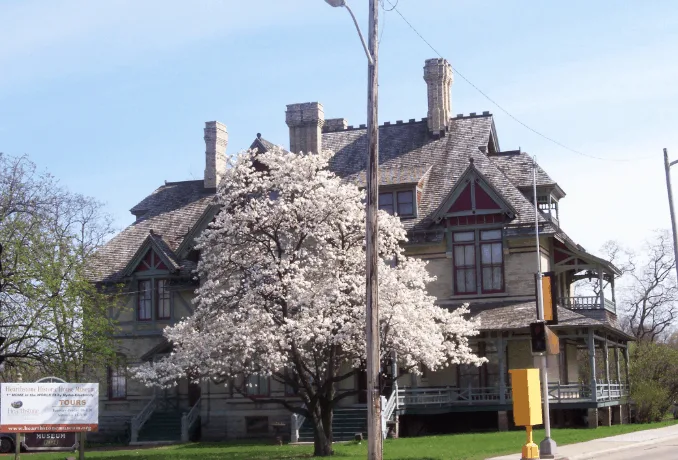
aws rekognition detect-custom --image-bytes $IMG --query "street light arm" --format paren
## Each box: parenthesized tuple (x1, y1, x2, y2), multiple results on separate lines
(343, 3, 374, 65)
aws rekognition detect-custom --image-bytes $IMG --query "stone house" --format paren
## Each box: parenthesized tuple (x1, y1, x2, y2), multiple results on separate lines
(88, 58, 632, 444)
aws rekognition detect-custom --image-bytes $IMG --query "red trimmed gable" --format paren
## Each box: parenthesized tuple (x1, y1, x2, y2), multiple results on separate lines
(134, 250, 168, 272)
(475, 183, 502, 210)
(447, 179, 504, 214)
(447, 182, 472, 212)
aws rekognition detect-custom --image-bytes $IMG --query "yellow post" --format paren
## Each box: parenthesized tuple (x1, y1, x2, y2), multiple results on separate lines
(509, 369, 542, 460)
(522, 426, 539, 460)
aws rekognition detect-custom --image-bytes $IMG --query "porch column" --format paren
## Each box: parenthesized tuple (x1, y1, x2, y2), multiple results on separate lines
(604, 338, 611, 400)
(624, 346, 631, 389)
(588, 329, 597, 402)
(599, 267, 605, 309)
(392, 351, 399, 410)
(614, 346, 621, 383)
(497, 336, 507, 405)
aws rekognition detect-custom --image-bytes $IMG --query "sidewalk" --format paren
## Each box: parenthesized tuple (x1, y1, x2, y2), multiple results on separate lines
(485, 423, 678, 460)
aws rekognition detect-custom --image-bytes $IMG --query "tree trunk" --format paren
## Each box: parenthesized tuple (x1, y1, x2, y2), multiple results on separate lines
(311, 407, 333, 456)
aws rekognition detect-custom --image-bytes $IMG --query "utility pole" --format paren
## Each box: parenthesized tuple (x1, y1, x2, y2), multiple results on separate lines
(365, 0, 381, 458)
(532, 157, 556, 459)
(322, 1, 380, 457)
(664, 148, 678, 282)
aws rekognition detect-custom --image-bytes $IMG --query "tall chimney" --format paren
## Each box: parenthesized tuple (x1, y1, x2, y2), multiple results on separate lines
(285, 102, 325, 154)
(424, 58, 453, 136)
(204, 121, 228, 189)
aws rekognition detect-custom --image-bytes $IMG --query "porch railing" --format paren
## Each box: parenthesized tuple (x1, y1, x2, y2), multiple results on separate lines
(382, 392, 398, 439)
(559, 296, 616, 314)
(181, 397, 201, 443)
(130, 393, 158, 443)
(397, 381, 627, 409)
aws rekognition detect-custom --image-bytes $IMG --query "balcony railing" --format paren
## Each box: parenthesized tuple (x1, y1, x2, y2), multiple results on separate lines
(559, 296, 616, 314)
(396, 381, 627, 410)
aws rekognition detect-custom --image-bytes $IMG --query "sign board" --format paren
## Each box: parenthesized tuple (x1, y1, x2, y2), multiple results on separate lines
(0, 383, 98, 433)
(22, 432, 78, 451)
(535, 271, 558, 325)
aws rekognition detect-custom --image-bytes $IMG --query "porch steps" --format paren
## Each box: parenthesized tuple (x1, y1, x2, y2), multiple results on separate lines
(136, 411, 183, 443)
(298, 407, 367, 442)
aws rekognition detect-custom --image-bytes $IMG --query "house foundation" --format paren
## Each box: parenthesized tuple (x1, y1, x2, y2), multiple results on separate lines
(599, 407, 611, 427)
(587, 408, 598, 428)
(497, 411, 509, 431)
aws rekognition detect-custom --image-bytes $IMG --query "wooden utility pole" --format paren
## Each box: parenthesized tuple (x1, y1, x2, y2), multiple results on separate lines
(365, 0, 381, 458)
(664, 148, 678, 283)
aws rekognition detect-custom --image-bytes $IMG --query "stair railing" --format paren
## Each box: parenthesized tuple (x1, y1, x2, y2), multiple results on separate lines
(290, 403, 307, 443)
(130, 393, 158, 443)
(381, 392, 397, 439)
(181, 397, 202, 443)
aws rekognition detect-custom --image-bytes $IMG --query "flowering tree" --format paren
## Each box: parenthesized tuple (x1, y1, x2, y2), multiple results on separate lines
(134, 147, 484, 456)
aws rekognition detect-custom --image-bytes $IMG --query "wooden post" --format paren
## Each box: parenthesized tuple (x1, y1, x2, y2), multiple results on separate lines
(79, 432, 86, 460)
(623, 346, 631, 390)
(497, 336, 507, 404)
(14, 433, 20, 460)
(365, 1, 381, 459)
(603, 338, 610, 400)
(598, 268, 605, 309)
(663, 148, 678, 283)
(614, 346, 621, 384)
(588, 330, 597, 402)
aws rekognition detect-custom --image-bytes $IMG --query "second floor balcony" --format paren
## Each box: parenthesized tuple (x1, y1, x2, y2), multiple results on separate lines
(559, 295, 616, 315)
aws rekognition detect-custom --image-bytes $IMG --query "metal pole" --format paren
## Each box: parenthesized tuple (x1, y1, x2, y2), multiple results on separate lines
(533, 157, 556, 459)
(365, 0, 381, 458)
(663, 148, 678, 282)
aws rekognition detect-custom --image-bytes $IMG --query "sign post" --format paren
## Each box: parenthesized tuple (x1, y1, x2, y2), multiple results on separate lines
(0, 382, 98, 460)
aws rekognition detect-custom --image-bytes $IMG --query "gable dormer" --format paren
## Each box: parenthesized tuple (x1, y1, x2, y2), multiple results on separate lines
(521, 184, 565, 225)
(433, 159, 516, 227)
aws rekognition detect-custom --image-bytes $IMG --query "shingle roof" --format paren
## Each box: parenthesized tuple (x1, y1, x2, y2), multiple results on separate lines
(489, 152, 557, 190)
(89, 180, 215, 283)
(323, 115, 546, 233)
(469, 301, 605, 330)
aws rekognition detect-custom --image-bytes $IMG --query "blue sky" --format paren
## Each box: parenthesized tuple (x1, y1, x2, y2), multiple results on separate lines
(1, 0, 677, 255)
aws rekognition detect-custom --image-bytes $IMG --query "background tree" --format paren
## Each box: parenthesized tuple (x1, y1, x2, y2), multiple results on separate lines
(580, 231, 677, 342)
(135, 147, 484, 456)
(0, 153, 119, 381)
(629, 342, 678, 422)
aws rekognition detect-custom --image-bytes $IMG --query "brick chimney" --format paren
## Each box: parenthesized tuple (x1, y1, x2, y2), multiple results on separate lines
(285, 102, 325, 154)
(204, 121, 228, 189)
(423, 58, 453, 136)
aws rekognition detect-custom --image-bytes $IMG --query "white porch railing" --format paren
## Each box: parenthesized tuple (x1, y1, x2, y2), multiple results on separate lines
(559, 296, 617, 314)
(181, 397, 201, 443)
(290, 404, 307, 444)
(381, 393, 397, 439)
(397, 381, 627, 409)
(130, 393, 158, 443)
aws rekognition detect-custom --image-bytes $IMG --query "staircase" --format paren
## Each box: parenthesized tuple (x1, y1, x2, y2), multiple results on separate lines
(298, 407, 367, 442)
(136, 411, 183, 443)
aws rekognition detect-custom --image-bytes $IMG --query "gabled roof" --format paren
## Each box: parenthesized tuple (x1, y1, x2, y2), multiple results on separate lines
(89, 180, 215, 283)
(430, 159, 517, 223)
(122, 231, 181, 276)
(324, 114, 547, 233)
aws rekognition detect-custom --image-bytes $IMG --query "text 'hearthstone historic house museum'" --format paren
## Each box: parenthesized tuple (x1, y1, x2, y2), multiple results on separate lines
(89, 58, 632, 445)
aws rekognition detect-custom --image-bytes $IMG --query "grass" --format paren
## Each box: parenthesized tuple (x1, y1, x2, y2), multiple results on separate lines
(11, 419, 677, 460)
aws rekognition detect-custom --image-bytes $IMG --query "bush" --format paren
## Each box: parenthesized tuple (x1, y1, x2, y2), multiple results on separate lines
(630, 342, 678, 422)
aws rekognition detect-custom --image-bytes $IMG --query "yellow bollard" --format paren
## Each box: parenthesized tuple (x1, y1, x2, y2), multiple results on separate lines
(509, 369, 543, 460)
(522, 425, 539, 460)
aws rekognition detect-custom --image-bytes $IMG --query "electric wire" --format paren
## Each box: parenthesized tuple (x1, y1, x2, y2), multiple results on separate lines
(385, 0, 654, 163)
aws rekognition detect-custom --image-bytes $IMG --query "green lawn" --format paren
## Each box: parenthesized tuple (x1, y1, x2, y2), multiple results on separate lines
(14, 419, 678, 460)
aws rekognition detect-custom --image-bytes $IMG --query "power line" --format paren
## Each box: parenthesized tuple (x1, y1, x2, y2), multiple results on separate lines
(385, 0, 654, 163)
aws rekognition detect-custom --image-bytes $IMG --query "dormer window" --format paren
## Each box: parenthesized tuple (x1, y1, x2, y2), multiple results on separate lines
(537, 195, 559, 222)
(379, 189, 416, 217)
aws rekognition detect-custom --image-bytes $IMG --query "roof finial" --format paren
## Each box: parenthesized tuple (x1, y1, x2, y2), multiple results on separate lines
(469, 157, 475, 166)
(257, 133, 261, 139)
(149, 229, 155, 235)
